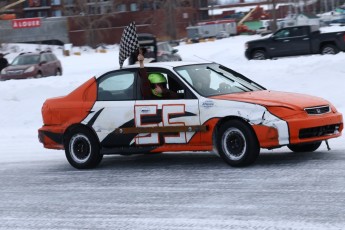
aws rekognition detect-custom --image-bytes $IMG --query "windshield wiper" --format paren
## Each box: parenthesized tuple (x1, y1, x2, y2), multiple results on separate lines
(219, 65, 266, 90)
(206, 66, 252, 91)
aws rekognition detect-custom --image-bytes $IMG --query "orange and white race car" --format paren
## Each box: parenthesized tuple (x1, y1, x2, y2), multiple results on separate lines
(38, 62, 343, 169)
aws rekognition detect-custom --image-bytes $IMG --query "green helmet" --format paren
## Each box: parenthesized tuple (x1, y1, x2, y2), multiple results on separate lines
(148, 73, 167, 84)
(148, 73, 166, 97)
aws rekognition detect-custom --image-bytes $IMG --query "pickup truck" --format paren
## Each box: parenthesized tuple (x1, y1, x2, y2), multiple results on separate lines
(245, 25, 345, 60)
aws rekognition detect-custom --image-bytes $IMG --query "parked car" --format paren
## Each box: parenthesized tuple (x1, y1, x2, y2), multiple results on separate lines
(129, 33, 158, 65)
(245, 25, 345, 60)
(38, 61, 343, 169)
(169, 40, 180, 47)
(0, 51, 62, 81)
(188, 34, 201, 43)
(256, 26, 272, 36)
(157, 41, 182, 62)
(216, 31, 229, 39)
(129, 34, 182, 64)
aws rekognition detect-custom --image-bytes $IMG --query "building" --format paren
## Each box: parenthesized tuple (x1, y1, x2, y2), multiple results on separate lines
(0, 0, 203, 45)
(282, 13, 320, 28)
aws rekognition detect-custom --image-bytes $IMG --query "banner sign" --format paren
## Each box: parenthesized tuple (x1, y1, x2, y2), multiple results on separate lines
(12, 18, 41, 29)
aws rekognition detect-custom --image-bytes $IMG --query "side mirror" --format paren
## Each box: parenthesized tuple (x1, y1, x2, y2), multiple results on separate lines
(40, 61, 47, 65)
(172, 49, 178, 54)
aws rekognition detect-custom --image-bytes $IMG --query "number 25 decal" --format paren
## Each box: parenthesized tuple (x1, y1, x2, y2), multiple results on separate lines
(134, 104, 187, 145)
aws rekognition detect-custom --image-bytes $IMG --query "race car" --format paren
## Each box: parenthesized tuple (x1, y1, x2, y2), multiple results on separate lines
(38, 61, 343, 169)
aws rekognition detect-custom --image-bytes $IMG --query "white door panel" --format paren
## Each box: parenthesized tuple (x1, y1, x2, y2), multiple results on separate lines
(135, 99, 200, 145)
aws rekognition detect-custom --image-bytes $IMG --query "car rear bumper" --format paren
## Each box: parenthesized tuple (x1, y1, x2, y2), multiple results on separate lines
(38, 125, 65, 150)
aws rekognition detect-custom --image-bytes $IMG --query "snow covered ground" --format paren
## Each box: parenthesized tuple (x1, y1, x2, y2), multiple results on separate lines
(0, 29, 345, 229)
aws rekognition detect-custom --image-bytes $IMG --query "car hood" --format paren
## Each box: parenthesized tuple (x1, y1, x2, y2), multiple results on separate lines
(211, 90, 330, 110)
(247, 36, 270, 44)
(5, 65, 33, 70)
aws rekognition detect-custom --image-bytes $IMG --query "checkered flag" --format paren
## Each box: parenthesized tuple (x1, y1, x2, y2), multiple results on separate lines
(119, 22, 139, 68)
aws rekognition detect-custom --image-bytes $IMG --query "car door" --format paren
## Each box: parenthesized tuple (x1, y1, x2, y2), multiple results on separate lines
(44, 54, 54, 76)
(87, 69, 137, 148)
(39, 54, 51, 76)
(134, 68, 202, 149)
(287, 27, 310, 55)
(270, 27, 310, 57)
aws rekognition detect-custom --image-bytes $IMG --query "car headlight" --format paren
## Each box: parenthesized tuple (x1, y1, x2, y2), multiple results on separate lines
(0, 69, 6, 74)
(266, 106, 304, 119)
(24, 66, 35, 73)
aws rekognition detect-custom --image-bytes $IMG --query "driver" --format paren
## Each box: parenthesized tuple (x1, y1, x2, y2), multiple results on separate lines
(193, 69, 217, 96)
(137, 53, 178, 99)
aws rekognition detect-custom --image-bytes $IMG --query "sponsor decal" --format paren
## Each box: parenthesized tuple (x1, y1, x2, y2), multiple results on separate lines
(12, 18, 41, 29)
(202, 100, 214, 108)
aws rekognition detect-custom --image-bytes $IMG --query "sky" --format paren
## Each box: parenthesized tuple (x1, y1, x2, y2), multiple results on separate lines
(0, 25, 344, 163)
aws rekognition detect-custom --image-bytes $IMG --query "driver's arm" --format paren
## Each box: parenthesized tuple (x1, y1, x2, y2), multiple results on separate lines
(138, 54, 152, 99)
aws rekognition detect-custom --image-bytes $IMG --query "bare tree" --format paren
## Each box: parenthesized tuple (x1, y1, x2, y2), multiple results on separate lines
(63, 0, 117, 47)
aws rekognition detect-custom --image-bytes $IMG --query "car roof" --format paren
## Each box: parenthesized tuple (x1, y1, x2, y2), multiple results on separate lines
(18, 52, 40, 56)
(127, 61, 211, 68)
(95, 61, 212, 79)
(18, 51, 52, 56)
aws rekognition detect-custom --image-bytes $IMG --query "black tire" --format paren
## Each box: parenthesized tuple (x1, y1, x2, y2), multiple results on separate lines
(321, 44, 339, 55)
(217, 120, 260, 167)
(36, 72, 43, 78)
(55, 69, 62, 76)
(64, 127, 103, 169)
(251, 50, 267, 60)
(287, 141, 322, 153)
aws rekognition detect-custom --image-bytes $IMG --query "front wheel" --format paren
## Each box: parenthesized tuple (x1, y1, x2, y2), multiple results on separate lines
(216, 120, 260, 167)
(251, 50, 267, 60)
(64, 127, 103, 169)
(55, 69, 62, 76)
(287, 141, 322, 152)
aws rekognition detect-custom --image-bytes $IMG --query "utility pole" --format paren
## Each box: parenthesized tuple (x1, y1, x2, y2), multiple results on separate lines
(324, 0, 329, 12)
(166, 0, 177, 40)
(270, 0, 277, 32)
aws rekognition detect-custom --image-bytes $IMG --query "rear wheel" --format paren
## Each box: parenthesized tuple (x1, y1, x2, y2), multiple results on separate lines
(64, 127, 103, 169)
(287, 141, 322, 152)
(251, 50, 267, 60)
(216, 120, 260, 167)
(321, 44, 339, 55)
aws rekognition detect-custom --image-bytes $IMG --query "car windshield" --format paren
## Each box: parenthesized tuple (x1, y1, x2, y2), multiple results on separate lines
(158, 43, 173, 52)
(11, 55, 40, 65)
(174, 63, 265, 97)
